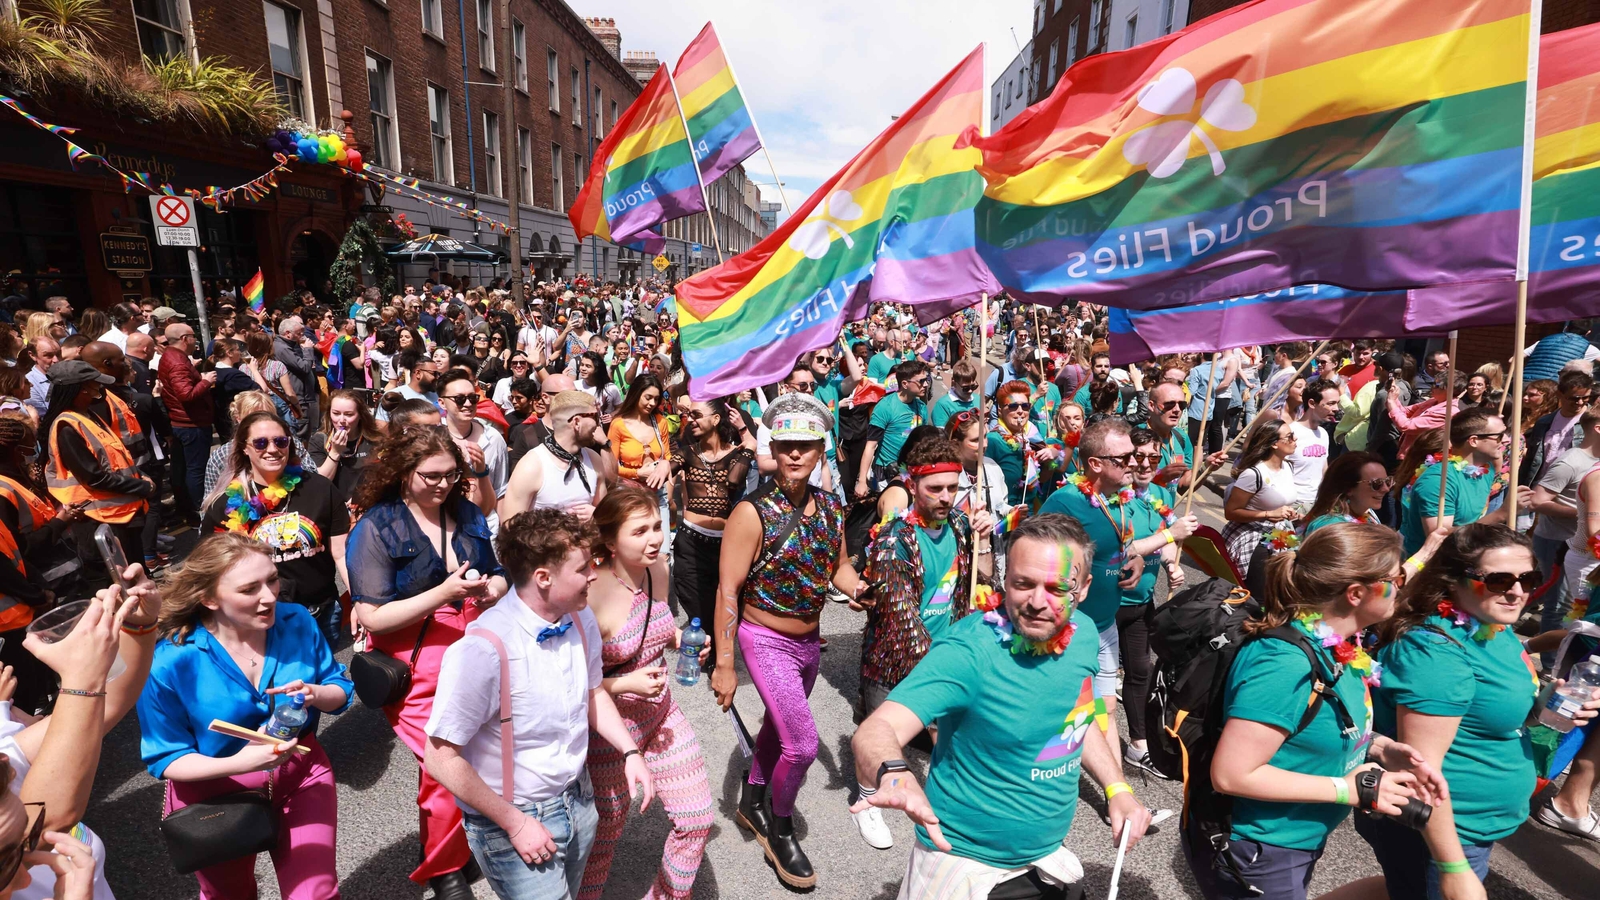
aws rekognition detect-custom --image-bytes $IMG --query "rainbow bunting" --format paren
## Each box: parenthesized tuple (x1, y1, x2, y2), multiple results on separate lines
(569, 64, 705, 249)
(243, 269, 265, 314)
(676, 47, 999, 400)
(673, 23, 762, 185)
(965, 0, 1535, 311)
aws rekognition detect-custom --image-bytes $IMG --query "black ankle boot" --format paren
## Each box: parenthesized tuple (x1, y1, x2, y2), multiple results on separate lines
(736, 780, 772, 839)
(427, 868, 474, 900)
(766, 813, 816, 888)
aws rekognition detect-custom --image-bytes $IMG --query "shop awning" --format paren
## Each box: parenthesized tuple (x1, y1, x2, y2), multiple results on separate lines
(384, 234, 507, 263)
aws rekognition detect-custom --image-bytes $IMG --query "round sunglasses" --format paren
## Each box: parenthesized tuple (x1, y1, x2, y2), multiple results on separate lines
(249, 436, 291, 451)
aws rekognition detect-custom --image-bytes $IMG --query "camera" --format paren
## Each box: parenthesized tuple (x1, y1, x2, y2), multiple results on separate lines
(1356, 767, 1432, 830)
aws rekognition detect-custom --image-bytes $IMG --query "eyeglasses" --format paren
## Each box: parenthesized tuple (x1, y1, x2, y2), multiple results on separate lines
(0, 802, 45, 886)
(1131, 453, 1162, 465)
(1373, 570, 1407, 590)
(415, 469, 462, 486)
(1276, 431, 1298, 442)
(784, 382, 815, 394)
(1570, 393, 1594, 405)
(444, 393, 480, 408)
(1471, 431, 1509, 442)
(511, 360, 530, 367)
(1092, 453, 1135, 468)
(1467, 569, 1542, 593)
(1366, 475, 1395, 492)
(1157, 400, 1184, 412)
(249, 436, 291, 451)
(1002, 401, 1030, 411)
(951, 409, 980, 425)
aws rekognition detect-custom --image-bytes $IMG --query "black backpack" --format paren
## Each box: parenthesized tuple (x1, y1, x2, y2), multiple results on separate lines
(1144, 578, 1356, 871)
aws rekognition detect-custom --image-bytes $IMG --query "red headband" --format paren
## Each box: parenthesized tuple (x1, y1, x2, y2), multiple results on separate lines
(910, 462, 963, 478)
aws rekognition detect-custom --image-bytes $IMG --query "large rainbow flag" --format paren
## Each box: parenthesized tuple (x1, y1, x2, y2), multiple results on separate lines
(674, 23, 762, 186)
(965, 0, 1535, 311)
(676, 47, 999, 400)
(569, 64, 704, 248)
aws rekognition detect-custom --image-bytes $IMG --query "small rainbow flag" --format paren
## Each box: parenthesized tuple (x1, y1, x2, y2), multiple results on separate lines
(993, 505, 1025, 536)
(319, 333, 354, 389)
(673, 23, 762, 185)
(243, 269, 265, 314)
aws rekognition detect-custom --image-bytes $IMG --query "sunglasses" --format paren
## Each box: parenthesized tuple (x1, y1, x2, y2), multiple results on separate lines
(445, 393, 480, 408)
(1471, 431, 1509, 441)
(1467, 569, 1542, 593)
(1131, 452, 1162, 465)
(0, 802, 44, 886)
(1366, 475, 1395, 492)
(1002, 401, 1030, 411)
(1157, 400, 1184, 412)
(1092, 453, 1134, 468)
(785, 382, 815, 393)
(249, 436, 291, 451)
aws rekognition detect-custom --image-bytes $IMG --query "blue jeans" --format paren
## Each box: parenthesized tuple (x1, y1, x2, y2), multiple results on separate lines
(1354, 810, 1493, 900)
(463, 775, 597, 900)
(1533, 534, 1571, 665)
(172, 426, 211, 516)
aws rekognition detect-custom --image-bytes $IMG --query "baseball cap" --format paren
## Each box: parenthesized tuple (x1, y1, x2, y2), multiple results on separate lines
(149, 306, 186, 323)
(48, 360, 116, 387)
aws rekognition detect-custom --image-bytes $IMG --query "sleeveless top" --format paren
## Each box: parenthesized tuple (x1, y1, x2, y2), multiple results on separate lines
(532, 444, 600, 511)
(594, 580, 676, 751)
(740, 486, 844, 618)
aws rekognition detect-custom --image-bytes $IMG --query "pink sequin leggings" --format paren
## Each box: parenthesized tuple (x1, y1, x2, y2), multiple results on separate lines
(739, 619, 820, 817)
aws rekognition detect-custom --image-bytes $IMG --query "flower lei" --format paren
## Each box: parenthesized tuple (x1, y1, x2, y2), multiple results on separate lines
(1262, 522, 1300, 552)
(972, 586, 1076, 655)
(1407, 453, 1487, 487)
(1059, 429, 1082, 449)
(1067, 472, 1134, 508)
(1293, 613, 1382, 687)
(221, 465, 305, 533)
(1436, 599, 1504, 643)
(1137, 488, 1177, 527)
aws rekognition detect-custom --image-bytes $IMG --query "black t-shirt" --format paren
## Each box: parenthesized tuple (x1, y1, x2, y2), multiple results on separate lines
(308, 432, 377, 498)
(201, 469, 350, 610)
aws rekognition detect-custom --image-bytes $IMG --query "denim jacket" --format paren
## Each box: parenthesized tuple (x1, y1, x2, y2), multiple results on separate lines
(347, 496, 503, 606)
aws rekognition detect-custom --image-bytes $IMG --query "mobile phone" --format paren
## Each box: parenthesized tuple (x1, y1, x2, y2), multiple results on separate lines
(94, 523, 130, 591)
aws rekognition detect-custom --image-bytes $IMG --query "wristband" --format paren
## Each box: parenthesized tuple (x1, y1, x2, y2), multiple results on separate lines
(622, 749, 641, 761)
(122, 620, 159, 636)
(1330, 775, 1350, 806)
(58, 688, 106, 698)
(1161, 528, 1175, 545)
(1433, 858, 1472, 874)
(472, 469, 490, 478)
(1104, 781, 1133, 800)
(1405, 555, 1426, 573)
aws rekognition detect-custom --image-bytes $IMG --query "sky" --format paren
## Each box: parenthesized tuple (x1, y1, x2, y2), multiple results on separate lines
(573, 0, 1031, 221)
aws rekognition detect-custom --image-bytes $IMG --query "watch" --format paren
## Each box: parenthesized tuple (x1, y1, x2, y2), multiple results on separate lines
(876, 758, 910, 788)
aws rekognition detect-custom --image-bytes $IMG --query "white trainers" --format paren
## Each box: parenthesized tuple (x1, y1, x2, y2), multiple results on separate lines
(1533, 798, 1600, 841)
(853, 805, 894, 850)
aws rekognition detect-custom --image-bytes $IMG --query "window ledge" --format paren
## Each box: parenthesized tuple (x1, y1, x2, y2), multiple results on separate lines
(423, 29, 447, 47)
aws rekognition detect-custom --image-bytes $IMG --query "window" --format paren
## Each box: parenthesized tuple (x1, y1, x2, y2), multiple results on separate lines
(993, 87, 1002, 118)
(1161, 0, 1177, 35)
(429, 84, 452, 185)
(1015, 76, 1023, 98)
(547, 50, 559, 111)
(570, 68, 580, 126)
(133, 0, 188, 61)
(262, 2, 307, 119)
(420, 0, 442, 38)
(512, 20, 527, 90)
(1092, 0, 1109, 53)
(574, 153, 584, 187)
(1089, 1, 1102, 51)
(1029, 58, 1040, 102)
(476, 0, 494, 71)
(1124, 13, 1138, 49)
(1048, 40, 1059, 86)
(551, 144, 564, 208)
(611, 100, 618, 129)
(1067, 19, 1080, 66)
(593, 87, 603, 137)
(1033, 0, 1044, 34)
(366, 52, 398, 169)
(1053, 0, 1062, 11)
(1003, 79, 1012, 110)
(517, 128, 533, 198)
(483, 112, 502, 196)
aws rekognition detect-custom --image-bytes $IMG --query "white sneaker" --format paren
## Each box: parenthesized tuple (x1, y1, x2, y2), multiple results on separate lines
(853, 805, 894, 850)
(1533, 798, 1600, 841)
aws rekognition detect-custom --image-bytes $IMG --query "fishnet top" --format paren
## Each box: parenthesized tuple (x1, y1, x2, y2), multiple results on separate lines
(671, 443, 754, 519)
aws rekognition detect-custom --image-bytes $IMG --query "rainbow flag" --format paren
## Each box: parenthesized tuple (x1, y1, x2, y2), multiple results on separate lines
(319, 333, 354, 389)
(676, 47, 999, 400)
(569, 64, 705, 248)
(243, 269, 265, 314)
(674, 23, 762, 186)
(965, 0, 1535, 311)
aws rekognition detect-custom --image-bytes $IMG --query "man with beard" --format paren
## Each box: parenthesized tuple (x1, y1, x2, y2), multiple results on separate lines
(500, 390, 607, 521)
(851, 439, 993, 851)
(851, 514, 1151, 898)
(378, 349, 440, 421)
(1072, 352, 1114, 411)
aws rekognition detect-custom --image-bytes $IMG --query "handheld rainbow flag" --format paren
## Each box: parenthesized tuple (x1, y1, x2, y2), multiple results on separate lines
(243, 269, 265, 314)
(674, 23, 762, 187)
(318, 332, 354, 389)
(964, 0, 1536, 311)
(676, 47, 999, 400)
(569, 64, 705, 249)
(993, 505, 1025, 536)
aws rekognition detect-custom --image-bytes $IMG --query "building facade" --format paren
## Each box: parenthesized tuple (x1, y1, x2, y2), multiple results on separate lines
(1106, 0, 1187, 51)
(991, 41, 1035, 131)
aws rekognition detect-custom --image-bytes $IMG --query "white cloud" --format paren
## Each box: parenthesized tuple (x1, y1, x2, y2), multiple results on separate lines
(573, 0, 1032, 217)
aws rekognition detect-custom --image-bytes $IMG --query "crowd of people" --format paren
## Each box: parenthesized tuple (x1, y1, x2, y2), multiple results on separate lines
(0, 278, 1591, 900)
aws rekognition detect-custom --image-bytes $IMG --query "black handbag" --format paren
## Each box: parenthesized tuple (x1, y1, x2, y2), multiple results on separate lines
(348, 518, 451, 708)
(159, 776, 278, 874)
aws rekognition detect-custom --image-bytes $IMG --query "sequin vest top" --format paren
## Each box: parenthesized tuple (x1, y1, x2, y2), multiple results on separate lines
(740, 486, 843, 618)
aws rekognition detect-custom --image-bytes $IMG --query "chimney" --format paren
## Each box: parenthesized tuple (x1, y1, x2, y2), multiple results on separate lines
(622, 50, 658, 85)
(583, 17, 621, 59)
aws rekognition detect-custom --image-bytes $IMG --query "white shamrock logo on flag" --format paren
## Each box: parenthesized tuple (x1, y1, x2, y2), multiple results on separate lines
(788, 190, 865, 260)
(1122, 68, 1256, 179)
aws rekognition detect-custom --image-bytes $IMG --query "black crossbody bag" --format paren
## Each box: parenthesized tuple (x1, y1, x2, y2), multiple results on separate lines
(348, 518, 452, 708)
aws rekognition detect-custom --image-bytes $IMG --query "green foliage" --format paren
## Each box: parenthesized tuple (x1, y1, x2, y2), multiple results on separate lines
(330, 218, 397, 301)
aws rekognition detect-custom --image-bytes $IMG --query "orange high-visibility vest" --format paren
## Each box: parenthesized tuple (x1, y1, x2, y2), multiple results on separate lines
(102, 391, 150, 465)
(47, 411, 147, 524)
(0, 475, 56, 631)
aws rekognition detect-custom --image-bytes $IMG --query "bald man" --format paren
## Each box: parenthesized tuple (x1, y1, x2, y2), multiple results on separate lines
(124, 332, 156, 395)
(25, 337, 58, 414)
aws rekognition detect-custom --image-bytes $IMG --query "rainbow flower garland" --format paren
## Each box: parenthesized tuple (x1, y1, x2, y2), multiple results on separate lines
(972, 585, 1076, 656)
(1262, 523, 1300, 552)
(1137, 488, 1177, 527)
(1293, 613, 1382, 687)
(221, 465, 305, 534)
(1066, 473, 1134, 509)
(1436, 599, 1504, 643)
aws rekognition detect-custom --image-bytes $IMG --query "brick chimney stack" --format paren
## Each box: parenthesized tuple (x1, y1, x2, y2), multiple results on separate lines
(583, 17, 621, 59)
(622, 50, 658, 85)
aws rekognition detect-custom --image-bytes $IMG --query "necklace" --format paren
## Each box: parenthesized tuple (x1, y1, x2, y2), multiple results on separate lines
(1136, 486, 1176, 527)
(1435, 599, 1505, 643)
(221, 465, 304, 533)
(980, 601, 1076, 656)
(1292, 613, 1381, 686)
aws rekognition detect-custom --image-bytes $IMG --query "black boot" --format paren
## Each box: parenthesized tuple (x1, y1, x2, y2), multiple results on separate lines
(766, 813, 816, 889)
(736, 779, 772, 839)
(427, 868, 474, 900)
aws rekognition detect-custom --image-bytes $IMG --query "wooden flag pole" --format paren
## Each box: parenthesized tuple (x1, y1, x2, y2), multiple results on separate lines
(1506, 282, 1528, 521)
(971, 293, 990, 602)
(1184, 354, 1223, 516)
(1438, 331, 1459, 517)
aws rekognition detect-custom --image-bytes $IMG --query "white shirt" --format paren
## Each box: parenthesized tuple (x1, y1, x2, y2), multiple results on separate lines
(98, 328, 128, 351)
(957, 458, 1012, 520)
(460, 420, 509, 534)
(425, 596, 602, 811)
(518, 324, 558, 356)
(0, 702, 114, 900)
(1285, 421, 1330, 506)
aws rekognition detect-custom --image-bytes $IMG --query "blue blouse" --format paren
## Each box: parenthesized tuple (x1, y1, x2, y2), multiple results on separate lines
(346, 496, 503, 606)
(137, 603, 353, 779)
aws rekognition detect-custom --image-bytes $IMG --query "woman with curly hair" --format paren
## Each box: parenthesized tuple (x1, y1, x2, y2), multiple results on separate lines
(346, 426, 506, 899)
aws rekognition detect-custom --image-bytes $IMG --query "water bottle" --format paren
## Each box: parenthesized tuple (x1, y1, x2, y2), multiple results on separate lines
(263, 693, 309, 741)
(1540, 660, 1600, 733)
(676, 618, 707, 687)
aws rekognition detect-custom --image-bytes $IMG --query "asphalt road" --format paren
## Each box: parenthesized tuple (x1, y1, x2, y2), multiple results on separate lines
(89, 485, 1599, 899)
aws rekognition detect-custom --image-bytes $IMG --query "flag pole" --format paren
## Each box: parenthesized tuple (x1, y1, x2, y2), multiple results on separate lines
(663, 64, 725, 264)
(1506, 0, 1539, 523)
(972, 292, 990, 602)
(712, 20, 793, 217)
(1184, 354, 1223, 517)
(1506, 282, 1528, 520)
(1438, 331, 1458, 517)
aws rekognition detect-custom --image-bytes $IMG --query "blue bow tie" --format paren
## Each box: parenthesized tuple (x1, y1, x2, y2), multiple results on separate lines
(536, 621, 572, 644)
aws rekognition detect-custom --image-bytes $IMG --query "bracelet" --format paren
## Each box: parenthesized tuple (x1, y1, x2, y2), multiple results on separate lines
(58, 688, 106, 698)
(1433, 858, 1472, 874)
(622, 749, 642, 761)
(122, 620, 159, 636)
(1104, 781, 1134, 800)
(1330, 775, 1350, 806)
(1406, 555, 1426, 573)
(472, 469, 490, 478)
(1161, 528, 1175, 545)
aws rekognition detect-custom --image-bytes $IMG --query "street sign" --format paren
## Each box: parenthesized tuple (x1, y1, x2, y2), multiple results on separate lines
(691, 243, 702, 255)
(652, 254, 670, 272)
(149, 195, 199, 247)
(99, 233, 151, 272)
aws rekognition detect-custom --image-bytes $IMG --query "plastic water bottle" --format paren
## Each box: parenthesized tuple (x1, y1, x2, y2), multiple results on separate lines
(263, 693, 309, 741)
(1540, 660, 1600, 733)
(676, 618, 707, 687)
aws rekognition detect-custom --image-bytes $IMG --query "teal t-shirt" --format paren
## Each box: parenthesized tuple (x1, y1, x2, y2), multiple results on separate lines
(888, 608, 1101, 868)
(870, 394, 927, 467)
(1030, 382, 1062, 430)
(914, 524, 960, 641)
(1123, 484, 1175, 606)
(986, 433, 1030, 506)
(1072, 382, 1091, 410)
(1038, 483, 1132, 632)
(1224, 633, 1371, 851)
(1373, 617, 1539, 844)
(931, 392, 979, 428)
(814, 374, 843, 459)
(868, 351, 900, 382)
(1401, 462, 1494, 556)
(1153, 427, 1193, 472)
